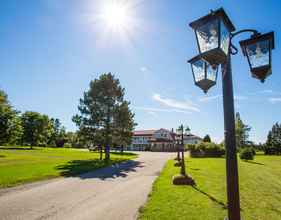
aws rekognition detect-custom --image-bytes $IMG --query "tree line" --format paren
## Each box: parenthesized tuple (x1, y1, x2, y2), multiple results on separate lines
(0, 90, 66, 148)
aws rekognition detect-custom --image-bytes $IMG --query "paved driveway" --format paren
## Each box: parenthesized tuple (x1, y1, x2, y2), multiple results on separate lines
(0, 152, 173, 220)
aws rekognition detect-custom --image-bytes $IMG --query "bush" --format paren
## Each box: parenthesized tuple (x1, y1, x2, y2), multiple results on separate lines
(63, 143, 72, 148)
(263, 144, 281, 155)
(188, 142, 225, 158)
(239, 147, 254, 160)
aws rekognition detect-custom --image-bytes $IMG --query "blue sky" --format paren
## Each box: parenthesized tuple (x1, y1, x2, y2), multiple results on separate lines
(1, 0, 280, 143)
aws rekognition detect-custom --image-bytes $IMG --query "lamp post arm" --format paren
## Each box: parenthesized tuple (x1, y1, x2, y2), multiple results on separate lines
(230, 29, 259, 39)
(229, 29, 260, 55)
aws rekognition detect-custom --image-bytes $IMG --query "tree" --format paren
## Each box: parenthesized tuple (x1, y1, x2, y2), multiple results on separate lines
(113, 101, 136, 153)
(0, 90, 23, 145)
(235, 112, 251, 149)
(73, 73, 134, 160)
(21, 111, 53, 148)
(49, 118, 66, 147)
(203, 134, 211, 142)
(239, 147, 254, 160)
(265, 122, 281, 155)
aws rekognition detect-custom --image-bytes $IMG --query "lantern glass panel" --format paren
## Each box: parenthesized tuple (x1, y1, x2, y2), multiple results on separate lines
(246, 39, 270, 68)
(196, 19, 219, 53)
(206, 63, 217, 81)
(220, 20, 230, 55)
(192, 59, 205, 82)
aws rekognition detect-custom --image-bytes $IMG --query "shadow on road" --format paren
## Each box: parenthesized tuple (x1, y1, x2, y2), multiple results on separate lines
(56, 159, 144, 180)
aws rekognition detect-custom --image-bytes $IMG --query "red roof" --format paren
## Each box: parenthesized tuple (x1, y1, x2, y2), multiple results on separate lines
(133, 130, 157, 136)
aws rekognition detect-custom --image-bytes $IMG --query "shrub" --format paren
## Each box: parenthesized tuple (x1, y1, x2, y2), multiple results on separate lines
(263, 144, 281, 155)
(64, 143, 72, 148)
(239, 147, 254, 160)
(188, 142, 225, 158)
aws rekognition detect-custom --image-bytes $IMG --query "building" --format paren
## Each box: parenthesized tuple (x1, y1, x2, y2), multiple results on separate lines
(128, 129, 156, 151)
(127, 128, 202, 152)
(175, 134, 202, 145)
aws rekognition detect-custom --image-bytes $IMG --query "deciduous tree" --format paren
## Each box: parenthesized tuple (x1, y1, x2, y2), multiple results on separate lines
(21, 111, 53, 148)
(0, 90, 23, 145)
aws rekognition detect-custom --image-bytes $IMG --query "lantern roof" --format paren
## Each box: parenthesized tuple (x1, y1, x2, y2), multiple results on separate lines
(189, 8, 236, 32)
(239, 31, 275, 56)
(187, 54, 202, 64)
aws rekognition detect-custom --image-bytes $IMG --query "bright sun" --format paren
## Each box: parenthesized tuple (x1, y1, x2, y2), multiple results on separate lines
(102, 2, 130, 31)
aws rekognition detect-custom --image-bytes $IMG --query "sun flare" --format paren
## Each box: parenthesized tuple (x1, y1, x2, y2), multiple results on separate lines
(102, 2, 130, 31)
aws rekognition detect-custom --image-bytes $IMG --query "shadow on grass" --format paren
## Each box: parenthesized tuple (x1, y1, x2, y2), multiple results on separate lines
(192, 186, 227, 209)
(110, 152, 137, 156)
(243, 160, 265, 166)
(190, 168, 200, 171)
(0, 155, 5, 158)
(0, 147, 35, 150)
(56, 159, 144, 180)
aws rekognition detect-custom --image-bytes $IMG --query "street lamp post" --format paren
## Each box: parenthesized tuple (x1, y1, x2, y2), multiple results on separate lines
(187, 8, 275, 220)
(177, 125, 186, 176)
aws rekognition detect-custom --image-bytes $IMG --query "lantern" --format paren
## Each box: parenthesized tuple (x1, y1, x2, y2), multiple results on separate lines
(189, 8, 235, 65)
(188, 55, 218, 93)
(239, 32, 274, 82)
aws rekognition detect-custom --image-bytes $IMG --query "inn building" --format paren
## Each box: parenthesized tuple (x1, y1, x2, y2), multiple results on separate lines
(126, 128, 202, 152)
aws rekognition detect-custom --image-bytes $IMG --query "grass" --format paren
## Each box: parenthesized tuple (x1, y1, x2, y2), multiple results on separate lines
(138, 155, 281, 220)
(0, 147, 136, 188)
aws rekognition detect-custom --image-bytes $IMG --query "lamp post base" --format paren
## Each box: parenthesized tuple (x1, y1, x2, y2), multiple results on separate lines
(172, 174, 195, 185)
(174, 161, 182, 167)
(224, 217, 243, 220)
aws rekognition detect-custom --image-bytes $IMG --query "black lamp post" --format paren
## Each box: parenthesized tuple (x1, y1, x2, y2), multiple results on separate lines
(188, 8, 274, 220)
(176, 125, 186, 176)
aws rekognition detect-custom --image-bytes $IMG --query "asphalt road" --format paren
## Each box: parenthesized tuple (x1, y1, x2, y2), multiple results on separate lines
(0, 152, 173, 220)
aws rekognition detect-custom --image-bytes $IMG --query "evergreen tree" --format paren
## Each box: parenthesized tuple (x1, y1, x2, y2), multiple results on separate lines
(73, 73, 134, 160)
(49, 118, 66, 147)
(203, 134, 211, 142)
(265, 123, 281, 154)
(235, 112, 251, 148)
(113, 101, 136, 153)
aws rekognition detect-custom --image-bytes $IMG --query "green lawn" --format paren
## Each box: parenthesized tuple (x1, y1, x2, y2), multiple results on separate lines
(139, 155, 281, 220)
(0, 147, 136, 188)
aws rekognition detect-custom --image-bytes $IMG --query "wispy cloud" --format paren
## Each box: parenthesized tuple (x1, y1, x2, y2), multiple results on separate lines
(133, 106, 191, 114)
(152, 93, 200, 112)
(269, 97, 281, 103)
(198, 95, 222, 102)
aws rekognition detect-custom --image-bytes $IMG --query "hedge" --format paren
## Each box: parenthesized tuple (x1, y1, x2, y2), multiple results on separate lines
(188, 142, 225, 158)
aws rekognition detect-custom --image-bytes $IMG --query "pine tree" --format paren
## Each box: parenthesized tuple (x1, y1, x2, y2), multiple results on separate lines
(73, 73, 135, 160)
(203, 134, 211, 142)
(113, 101, 136, 153)
(235, 112, 251, 149)
(265, 123, 281, 154)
